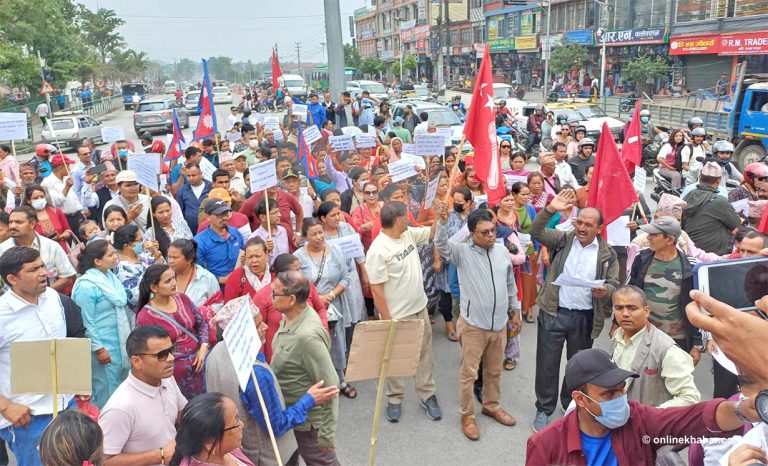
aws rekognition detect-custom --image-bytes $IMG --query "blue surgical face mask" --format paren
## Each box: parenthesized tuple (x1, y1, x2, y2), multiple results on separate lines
(133, 242, 143, 255)
(118, 149, 128, 157)
(582, 393, 630, 429)
(640, 117, 649, 123)
(358, 181, 367, 191)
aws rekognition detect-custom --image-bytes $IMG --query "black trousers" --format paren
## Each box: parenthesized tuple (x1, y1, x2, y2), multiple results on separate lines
(428, 290, 453, 323)
(713, 358, 740, 399)
(535, 307, 594, 416)
(525, 131, 541, 153)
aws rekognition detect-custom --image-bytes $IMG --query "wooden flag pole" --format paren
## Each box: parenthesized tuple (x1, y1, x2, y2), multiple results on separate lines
(250, 368, 283, 465)
(50, 340, 59, 419)
(264, 191, 272, 239)
(369, 320, 398, 466)
(444, 136, 465, 202)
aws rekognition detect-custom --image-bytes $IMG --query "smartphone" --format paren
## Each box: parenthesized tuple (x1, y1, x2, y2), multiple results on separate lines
(90, 163, 108, 176)
(694, 257, 768, 312)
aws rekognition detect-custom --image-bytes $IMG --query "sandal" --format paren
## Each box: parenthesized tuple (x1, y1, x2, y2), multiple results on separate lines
(504, 358, 517, 371)
(447, 331, 458, 342)
(525, 312, 535, 323)
(341, 384, 358, 399)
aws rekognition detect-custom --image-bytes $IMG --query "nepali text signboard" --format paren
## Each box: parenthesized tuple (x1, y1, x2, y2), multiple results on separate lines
(719, 31, 768, 55)
(598, 27, 667, 46)
(669, 34, 721, 55)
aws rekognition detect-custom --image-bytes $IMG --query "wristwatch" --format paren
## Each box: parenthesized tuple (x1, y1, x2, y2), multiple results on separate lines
(755, 389, 768, 423)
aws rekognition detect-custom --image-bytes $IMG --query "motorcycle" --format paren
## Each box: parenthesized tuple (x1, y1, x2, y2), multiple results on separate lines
(619, 92, 638, 113)
(650, 168, 680, 203)
(255, 97, 277, 114)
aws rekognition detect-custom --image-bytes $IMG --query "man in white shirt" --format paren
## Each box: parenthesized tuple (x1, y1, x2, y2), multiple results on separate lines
(0, 207, 76, 293)
(0, 247, 72, 465)
(41, 153, 89, 233)
(35, 102, 50, 126)
(552, 142, 578, 188)
(227, 106, 240, 130)
(103, 170, 151, 232)
(365, 201, 442, 424)
(413, 111, 430, 137)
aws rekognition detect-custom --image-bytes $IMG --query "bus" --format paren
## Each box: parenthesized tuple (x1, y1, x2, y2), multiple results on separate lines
(121, 83, 147, 110)
(310, 65, 356, 91)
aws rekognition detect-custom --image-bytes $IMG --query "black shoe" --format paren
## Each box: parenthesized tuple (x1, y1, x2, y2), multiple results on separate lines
(386, 402, 401, 423)
(474, 382, 483, 404)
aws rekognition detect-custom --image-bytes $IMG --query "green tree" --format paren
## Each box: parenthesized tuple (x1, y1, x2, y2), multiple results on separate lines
(549, 42, 588, 78)
(403, 54, 417, 78)
(173, 58, 197, 81)
(207, 56, 235, 82)
(113, 49, 149, 80)
(621, 55, 670, 96)
(391, 61, 401, 79)
(344, 43, 361, 69)
(77, 6, 125, 64)
(359, 57, 385, 78)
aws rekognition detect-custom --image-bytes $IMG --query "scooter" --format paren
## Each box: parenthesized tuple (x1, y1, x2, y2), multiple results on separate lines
(620, 92, 638, 113)
(650, 168, 680, 203)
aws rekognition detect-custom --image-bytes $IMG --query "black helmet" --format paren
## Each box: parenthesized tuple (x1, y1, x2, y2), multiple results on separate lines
(574, 125, 587, 135)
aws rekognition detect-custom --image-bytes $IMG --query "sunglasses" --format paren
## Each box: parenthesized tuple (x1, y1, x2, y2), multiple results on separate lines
(475, 227, 497, 237)
(754, 175, 768, 182)
(364, 190, 378, 195)
(136, 345, 176, 361)
(500, 145, 512, 149)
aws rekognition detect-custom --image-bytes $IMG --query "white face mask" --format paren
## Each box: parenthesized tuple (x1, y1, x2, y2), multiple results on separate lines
(31, 199, 47, 211)
(248, 140, 259, 149)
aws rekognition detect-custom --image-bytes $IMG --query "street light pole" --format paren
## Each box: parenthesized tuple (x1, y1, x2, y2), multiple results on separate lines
(542, 0, 551, 99)
(595, 0, 608, 99)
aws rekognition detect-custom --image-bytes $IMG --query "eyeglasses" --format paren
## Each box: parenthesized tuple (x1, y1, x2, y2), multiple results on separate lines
(755, 176, 768, 182)
(474, 227, 497, 237)
(223, 415, 242, 431)
(364, 190, 378, 195)
(135, 345, 176, 361)
(500, 145, 511, 149)
(272, 290, 292, 299)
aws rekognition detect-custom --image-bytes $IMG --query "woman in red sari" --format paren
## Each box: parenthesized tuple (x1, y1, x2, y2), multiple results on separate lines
(24, 184, 72, 252)
(223, 237, 271, 302)
(136, 264, 210, 399)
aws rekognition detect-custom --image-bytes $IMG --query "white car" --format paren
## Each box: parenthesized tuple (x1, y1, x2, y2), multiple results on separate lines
(390, 101, 473, 152)
(184, 90, 201, 114)
(348, 80, 388, 100)
(212, 86, 232, 104)
(41, 112, 104, 149)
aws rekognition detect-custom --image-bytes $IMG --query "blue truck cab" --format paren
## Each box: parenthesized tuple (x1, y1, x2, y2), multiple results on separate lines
(121, 83, 147, 110)
(728, 76, 768, 168)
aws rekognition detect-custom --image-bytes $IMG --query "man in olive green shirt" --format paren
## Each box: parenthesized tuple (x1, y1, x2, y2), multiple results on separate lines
(391, 116, 412, 143)
(271, 270, 340, 465)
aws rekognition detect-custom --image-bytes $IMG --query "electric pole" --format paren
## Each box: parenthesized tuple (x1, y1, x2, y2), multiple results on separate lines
(324, 0, 346, 98)
(320, 42, 327, 63)
(295, 42, 302, 79)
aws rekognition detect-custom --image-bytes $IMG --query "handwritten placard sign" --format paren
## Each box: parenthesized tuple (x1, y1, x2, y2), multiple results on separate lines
(100, 126, 125, 143)
(355, 134, 377, 148)
(303, 125, 322, 145)
(222, 298, 261, 391)
(226, 132, 241, 143)
(127, 152, 161, 192)
(329, 135, 354, 152)
(328, 235, 365, 260)
(437, 127, 452, 147)
(0, 113, 28, 140)
(263, 116, 280, 131)
(388, 159, 418, 183)
(415, 134, 446, 156)
(248, 158, 278, 192)
(293, 104, 308, 119)
(424, 174, 441, 209)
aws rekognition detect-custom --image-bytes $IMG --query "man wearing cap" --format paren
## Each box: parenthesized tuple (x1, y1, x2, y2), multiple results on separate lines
(610, 285, 700, 409)
(226, 152, 249, 198)
(138, 132, 154, 153)
(94, 164, 119, 229)
(682, 161, 742, 255)
(538, 153, 562, 197)
(628, 216, 702, 364)
(391, 116, 412, 143)
(175, 163, 211, 234)
(41, 153, 89, 234)
(280, 168, 316, 222)
(194, 199, 244, 285)
(103, 170, 152, 232)
(569, 138, 596, 186)
(197, 188, 251, 238)
(526, 347, 757, 466)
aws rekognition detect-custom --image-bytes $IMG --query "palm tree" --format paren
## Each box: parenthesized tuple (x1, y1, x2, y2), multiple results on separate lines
(77, 6, 125, 64)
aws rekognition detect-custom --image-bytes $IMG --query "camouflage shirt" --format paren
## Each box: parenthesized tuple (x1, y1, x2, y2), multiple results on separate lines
(645, 257, 684, 339)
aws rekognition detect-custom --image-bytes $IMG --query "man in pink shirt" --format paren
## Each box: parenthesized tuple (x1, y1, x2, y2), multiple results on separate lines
(99, 325, 187, 466)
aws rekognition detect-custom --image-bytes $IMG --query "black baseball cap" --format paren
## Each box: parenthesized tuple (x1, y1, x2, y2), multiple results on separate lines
(205, 200, 231, 215)
(565, 348, 638, 392)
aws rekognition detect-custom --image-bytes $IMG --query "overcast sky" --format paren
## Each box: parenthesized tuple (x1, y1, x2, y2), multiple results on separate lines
(76, 0, 367, 64)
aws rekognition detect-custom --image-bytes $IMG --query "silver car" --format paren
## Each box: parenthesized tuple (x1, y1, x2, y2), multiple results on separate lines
(184, 90, 201, 115)
(133, 97, 189, 136)
(40, 112, 104, 149)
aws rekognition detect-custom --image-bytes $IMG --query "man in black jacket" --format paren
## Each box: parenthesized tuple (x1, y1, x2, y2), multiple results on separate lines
(628, 216, 701, 364)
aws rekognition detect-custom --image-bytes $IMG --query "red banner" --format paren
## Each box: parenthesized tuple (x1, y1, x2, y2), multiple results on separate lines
(669, 34, 720, 55)
(719, 31, 768, 55)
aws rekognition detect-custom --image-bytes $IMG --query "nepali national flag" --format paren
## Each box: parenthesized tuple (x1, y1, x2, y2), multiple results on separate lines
(587, 121, 640, 238)
(297, 121, 319, 180)
(271, 47, 283, 92)
(621, 99, 643, 175)
(192, 58, 217, 141)
(463, 47, 505, 206)
(164, 109, 186, 161)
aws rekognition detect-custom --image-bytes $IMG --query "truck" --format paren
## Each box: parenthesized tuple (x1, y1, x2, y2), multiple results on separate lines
(640, 62, 768, 170)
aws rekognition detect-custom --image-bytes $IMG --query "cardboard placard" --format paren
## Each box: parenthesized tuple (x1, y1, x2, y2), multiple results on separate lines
(388, 159, 419, 183)
(100, 126, 125, 143)
(293, 104, 308, 119)
(633, 169, 646, 194)
(355, 134, 377, 149)
(415, 134, 446, 156)
(345, 320, 425, 382)
(329, 135, 354, 151)
(249, 158, 278, 192)
(400, 152, 426, 169)
(222, 297, 262, 391)
(437, 127, 452, 147)
(504, 173, 528, 189)
(328, 235, 365, 260)
(303, 125, 322, 145)
(11, 338, 92, 395)
(127, 152, 161, 192)
(0, 113, 28, 140)
(424, 174, 441, 209)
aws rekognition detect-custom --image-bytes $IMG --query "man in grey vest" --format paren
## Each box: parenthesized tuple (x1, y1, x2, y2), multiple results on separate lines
(610, 285, 700, 408)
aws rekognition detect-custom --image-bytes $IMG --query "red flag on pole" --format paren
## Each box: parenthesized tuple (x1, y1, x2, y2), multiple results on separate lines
(587, 121, 640, 235)
(271, 48, 283, 92)
(463, 47, 505, 206)
(621, 100, 643, 174)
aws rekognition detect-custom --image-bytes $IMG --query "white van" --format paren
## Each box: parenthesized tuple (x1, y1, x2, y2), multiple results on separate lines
(281, 74, 307, 99)
(163, 80, 177, 94)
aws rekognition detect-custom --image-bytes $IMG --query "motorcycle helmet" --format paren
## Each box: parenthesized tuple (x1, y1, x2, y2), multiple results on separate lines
(535, 103, 544, 112)
(639, 109, 651, 118)
(556, 113, 568, 125)
(744, 162, 768, 183)
(712, 140, 734, 154)
(499, 100, 507, 107)
(578, 137, 595, 149)
(690, 127, 707, 138)
(687, 117, 704, 131)
(35, 143, 56, 156)
(574, 125, 587, 135)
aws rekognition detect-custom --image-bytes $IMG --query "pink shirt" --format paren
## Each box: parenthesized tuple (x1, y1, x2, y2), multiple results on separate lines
(99, 373, 187, 462)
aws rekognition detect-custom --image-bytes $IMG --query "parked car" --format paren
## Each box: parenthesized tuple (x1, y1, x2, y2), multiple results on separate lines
(184, 90, 201, 114)
(348, 80, 389, 100)
(212, 86, 233, 104)
(390, 100, 472, 152)
(519, 100, 624, 143)
(41, 111, 104, 149)
(133, 97, 190, 136)
(163, 80, 177, 94)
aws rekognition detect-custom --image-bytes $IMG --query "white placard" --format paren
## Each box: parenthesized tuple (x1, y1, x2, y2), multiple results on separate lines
(0, 113, 28, 140)
(555, 219, 575, 232)
(518, 232, 531, 250)
(731, 198, 750, 216)
(226, 132, 241, 143)
(222, 298, 261, 391)
(504, 173, 528, 189)
(367, 124, 377, 135)
(437, 127, 452, 147)
(355, 134, 377, 148)
(248, 158, 278, 193)
(552, 274, 606, 288)
(264, 116, 280, 131)
(400, 153, 426, 169)
(415, 134, 446, 156)
(328, 135, 354, 151)
(159, 174, 168, 190)
(448, 224, 470, 243)
(127, 152, 161, 192)
(633, 169, 646, 194)
(303, 125, 322, 145)
(388, 159, 418, 183)
(606, 215, 631, 247)
(402, 143, 416, 154)
(293, 104, 308, 119)
(100, 126, 125, 143)
(328, 235, 365, 260)
(474, 194, 488, 207)
(253, 114, 266, 124)
(424, 174, 441, 209)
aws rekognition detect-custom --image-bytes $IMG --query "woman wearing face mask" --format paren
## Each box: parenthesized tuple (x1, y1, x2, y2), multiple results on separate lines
(340, 167, 369, 215)
(144, 196, 193, 259)
(113, 224, 162, 313)
(72, 239, 133, 408)
(23, 184, 72, 252)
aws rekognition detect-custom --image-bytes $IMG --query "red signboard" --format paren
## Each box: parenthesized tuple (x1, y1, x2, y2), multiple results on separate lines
(669, 34, 720, 55)
(719, 31, 768, 55)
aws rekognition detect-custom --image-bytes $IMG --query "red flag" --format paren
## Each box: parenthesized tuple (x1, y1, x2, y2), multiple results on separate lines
(758, 208, 768, 235)
(621, 99, 643, 174)
(271, 48, 283, 92)
(164, 109, 186, 162)
(296, 121, 319, 179)
(587, 121, 640, 235)
(464, 47, 504, 206)
(192, 59, 217, 141)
